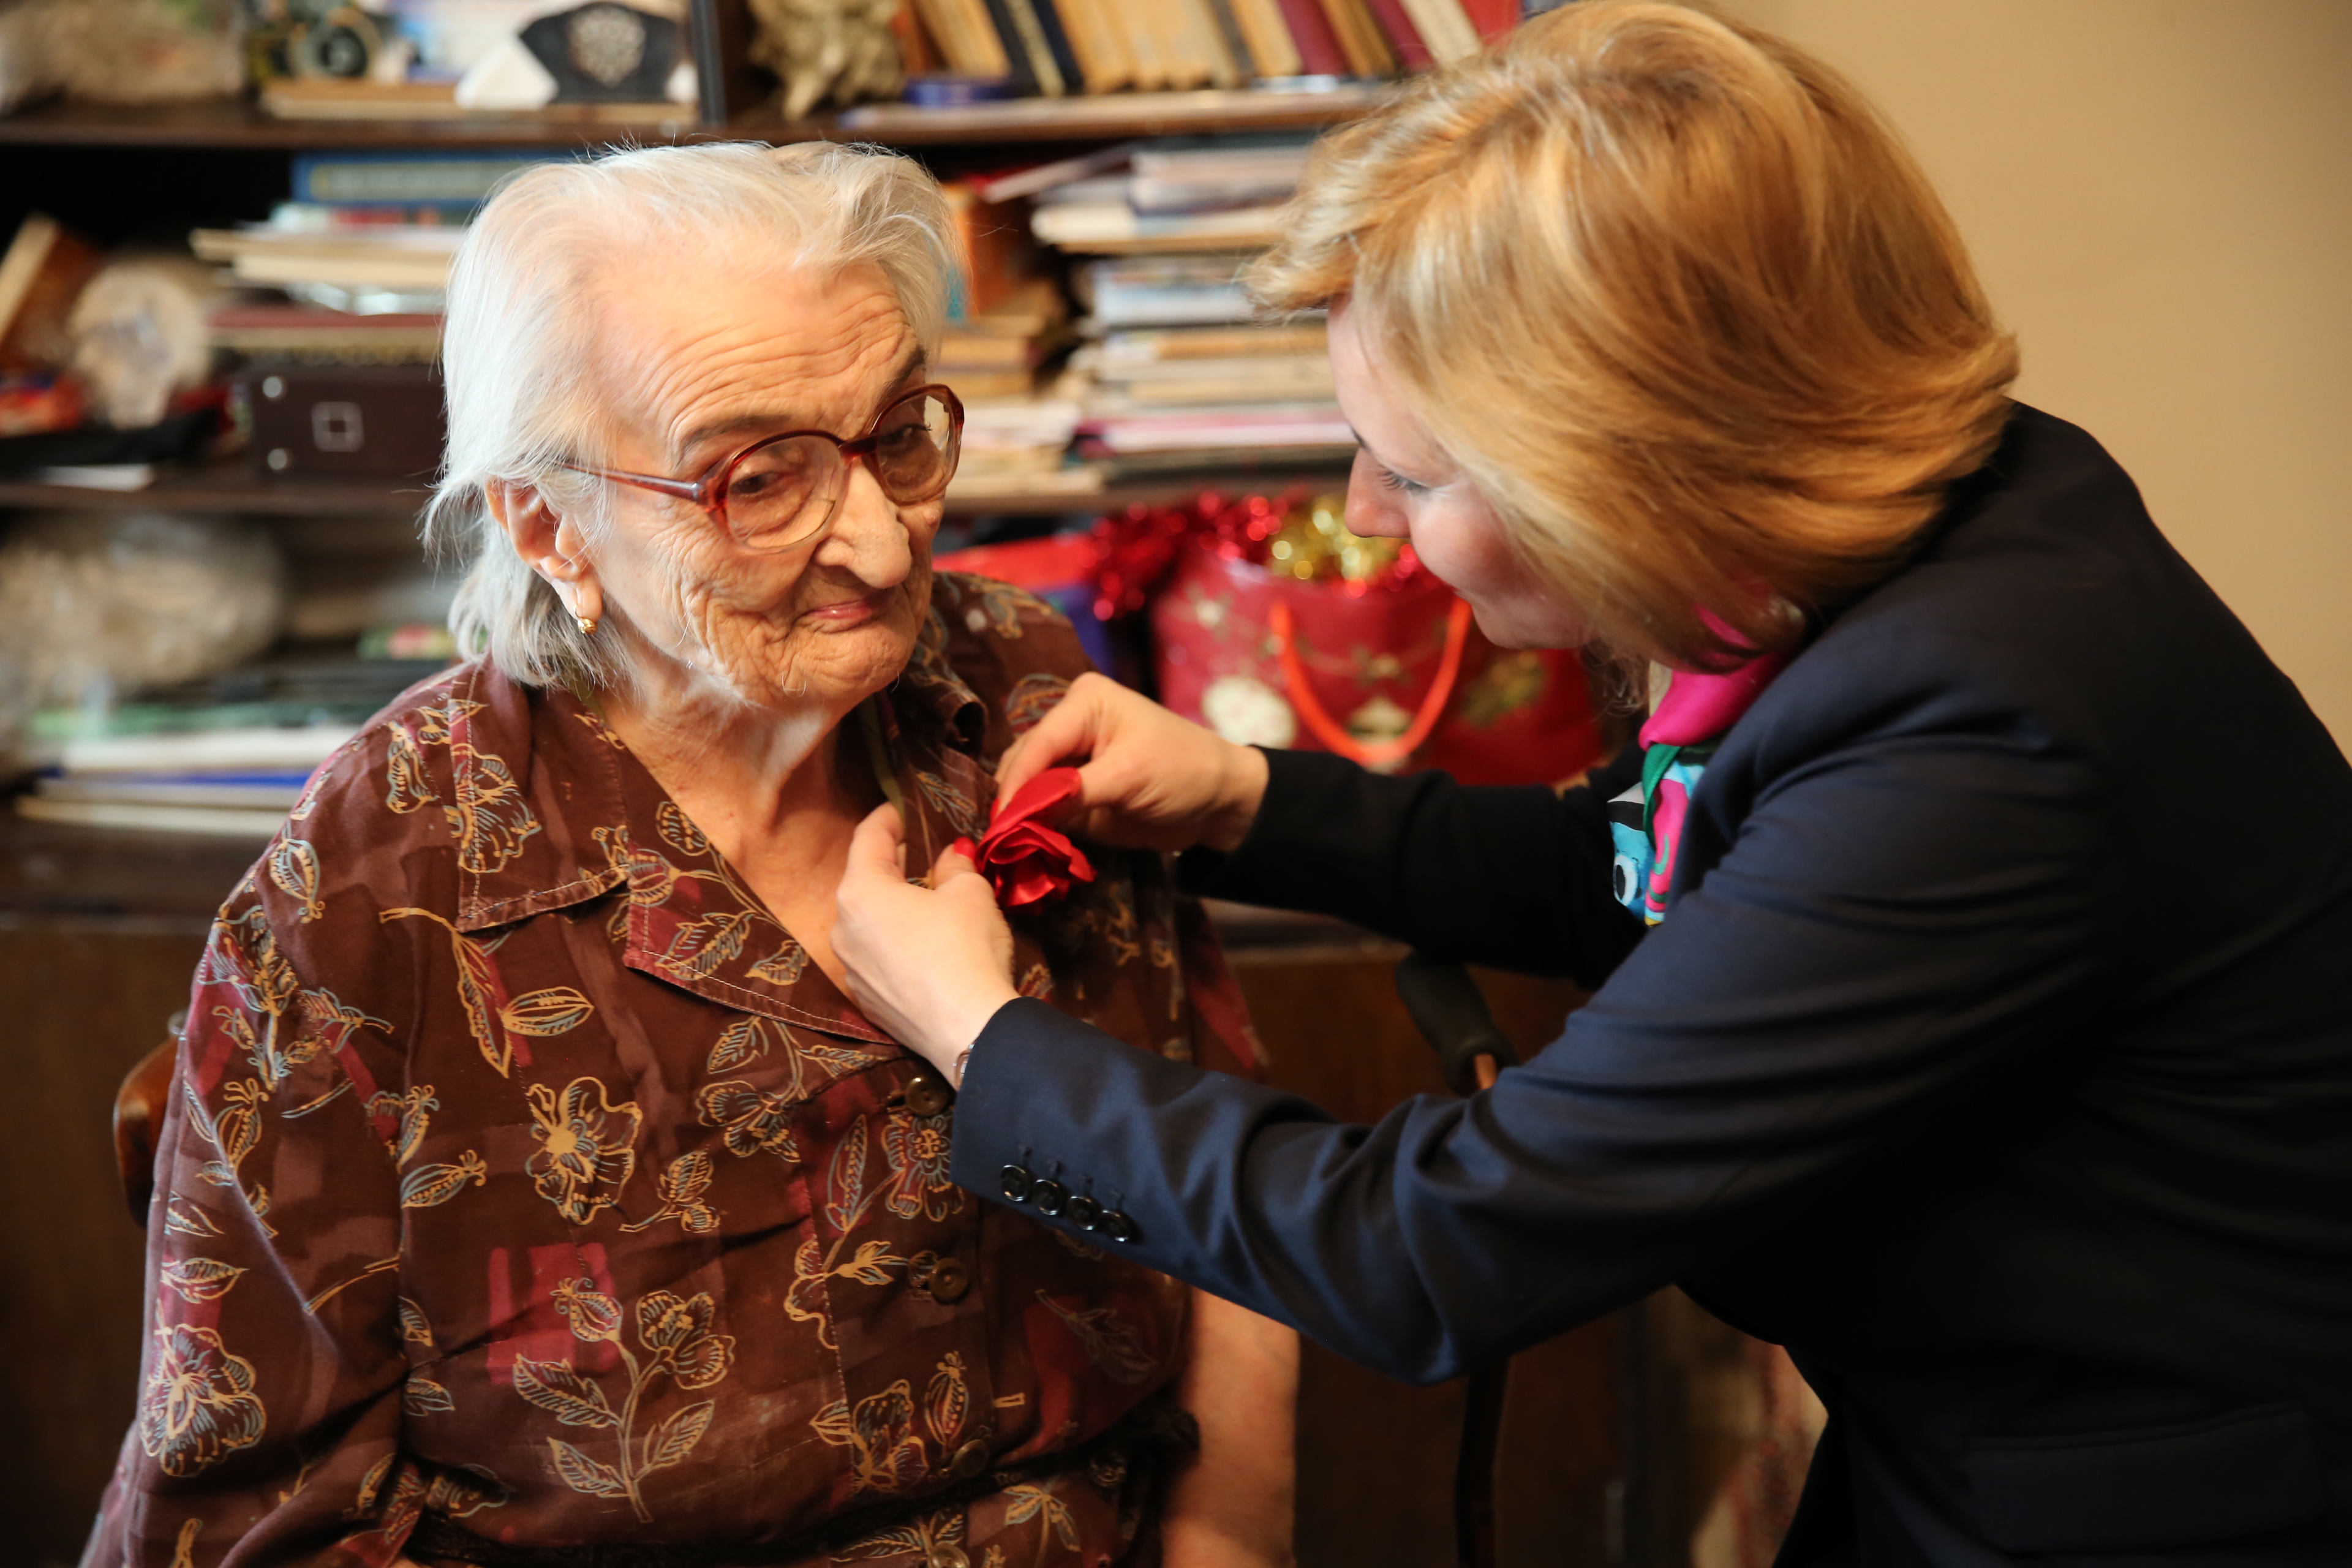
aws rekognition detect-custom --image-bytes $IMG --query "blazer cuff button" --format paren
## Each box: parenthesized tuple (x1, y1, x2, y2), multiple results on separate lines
(1030, 1178, 1069, 1217)
(1067, 1194, 1102, 1231)
(998, 1164, 1034, 1202)
(1101, 1209, 1139, 1244)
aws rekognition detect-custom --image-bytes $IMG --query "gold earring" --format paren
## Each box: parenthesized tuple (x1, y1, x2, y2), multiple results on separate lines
(575, 613, 598, 636)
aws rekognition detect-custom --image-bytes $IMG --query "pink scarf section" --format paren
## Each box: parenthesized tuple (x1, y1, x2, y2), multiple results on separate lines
(1629, 648, 1792, 920)
(1639, 651, 1792, 750)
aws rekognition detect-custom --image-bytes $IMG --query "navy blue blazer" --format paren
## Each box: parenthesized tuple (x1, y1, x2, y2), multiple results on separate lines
(947, 406, 2352, 1564)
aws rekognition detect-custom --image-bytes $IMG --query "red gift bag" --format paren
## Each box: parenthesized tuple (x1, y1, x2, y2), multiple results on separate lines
(1150, 545, 1602, 787)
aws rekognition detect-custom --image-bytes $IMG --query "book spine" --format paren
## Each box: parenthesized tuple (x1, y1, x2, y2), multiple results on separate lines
(1398, 0, 1480, 62)
(1317, 0, 1392, 76)
(1027, 0, 1089, 95)
(1458, 0, 1515, 42)
(955, 0, 1016, 77)
(1361, 0, 1432, 69)
(978, 0, 1044, 91)
(999, 0, 1068, 94)
(1227, 0, 1303, 78)
(1199, 0, 1260, 80)
(1053, 0, 1131, 92)
(1272, 0, 1348, 75)
(891, 0, 945, 75)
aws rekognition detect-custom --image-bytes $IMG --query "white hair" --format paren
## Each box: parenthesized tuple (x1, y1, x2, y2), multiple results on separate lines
(424, 140, 957, 691)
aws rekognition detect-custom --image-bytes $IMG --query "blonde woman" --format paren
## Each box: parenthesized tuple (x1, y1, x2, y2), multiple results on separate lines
(839, 4, 2352, 1564)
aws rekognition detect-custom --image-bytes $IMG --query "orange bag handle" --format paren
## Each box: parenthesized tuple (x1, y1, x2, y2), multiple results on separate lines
(1269, 597, 1475, 767)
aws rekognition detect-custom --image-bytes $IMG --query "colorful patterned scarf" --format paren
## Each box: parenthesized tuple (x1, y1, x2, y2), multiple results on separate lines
(1607, 651, 1790, 925)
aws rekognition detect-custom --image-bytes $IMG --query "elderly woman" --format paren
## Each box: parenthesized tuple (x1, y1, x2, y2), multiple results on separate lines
(89, 143, 1296, 1567)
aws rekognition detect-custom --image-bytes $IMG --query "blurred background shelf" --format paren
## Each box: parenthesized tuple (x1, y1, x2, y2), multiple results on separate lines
(0, 464, 1352, 518)
(0, 88, 1383, 150)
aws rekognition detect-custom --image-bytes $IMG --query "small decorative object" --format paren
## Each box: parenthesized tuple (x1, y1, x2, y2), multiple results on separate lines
(67, 254, 222, 429)
(0, 0, 242, 111)
(288, 4, 389, 78)
(0, 512, 286, 762)
(964, 766, 1095, 908)
(453, 1, 694, 111)
(522, 1, 682, 98)
(746, 0, 904, 121)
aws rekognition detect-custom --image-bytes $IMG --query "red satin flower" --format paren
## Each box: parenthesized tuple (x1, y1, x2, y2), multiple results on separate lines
(965, 767, 1096, 908)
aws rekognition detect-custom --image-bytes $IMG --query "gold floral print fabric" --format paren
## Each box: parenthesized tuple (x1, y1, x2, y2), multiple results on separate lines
(89, 573, 1263, 1567)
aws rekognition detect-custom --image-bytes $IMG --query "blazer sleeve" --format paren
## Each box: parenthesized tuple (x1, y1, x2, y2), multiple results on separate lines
(1176, 745, 1648, 987)
(949, 706, 2107, 1384)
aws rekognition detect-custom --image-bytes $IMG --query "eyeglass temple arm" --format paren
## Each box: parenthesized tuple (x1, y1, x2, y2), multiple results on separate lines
(560, 462, 710, 506)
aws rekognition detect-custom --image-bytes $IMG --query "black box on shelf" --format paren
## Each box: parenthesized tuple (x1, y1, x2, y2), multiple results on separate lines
(242, 364, 445, 483)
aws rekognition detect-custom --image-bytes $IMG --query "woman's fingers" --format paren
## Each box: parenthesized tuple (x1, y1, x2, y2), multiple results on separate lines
(995, 671, 1118, 805)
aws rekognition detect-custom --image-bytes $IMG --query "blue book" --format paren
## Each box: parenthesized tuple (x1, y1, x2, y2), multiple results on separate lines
(292, 151, 556, 213)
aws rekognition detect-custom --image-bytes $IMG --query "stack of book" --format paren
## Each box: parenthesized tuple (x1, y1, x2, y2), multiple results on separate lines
(905, 0, 1516, 92)
(952, 396, 1093, 496)
(192, 151, 545, 315)
(1028, 134, 1314, 254)
(1063, 259, 1349, 477)
(17, 655, 449, 838)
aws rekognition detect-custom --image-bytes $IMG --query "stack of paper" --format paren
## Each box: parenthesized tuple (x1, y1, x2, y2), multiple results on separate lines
(192, 220, 460, 315)
(1060, 259, 1349, 476)
(1028, 134, 1316, 255)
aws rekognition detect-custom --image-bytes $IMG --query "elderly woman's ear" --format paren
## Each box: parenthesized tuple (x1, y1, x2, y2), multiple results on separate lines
(488, 478, 603, 630)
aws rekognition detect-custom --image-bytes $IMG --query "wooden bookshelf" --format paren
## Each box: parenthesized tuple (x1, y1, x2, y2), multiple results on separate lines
(0, 86, 1384, 151)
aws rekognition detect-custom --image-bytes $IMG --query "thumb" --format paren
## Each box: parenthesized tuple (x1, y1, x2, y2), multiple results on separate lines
(933, 836, 981, 886)
(845, 802, 907, 886)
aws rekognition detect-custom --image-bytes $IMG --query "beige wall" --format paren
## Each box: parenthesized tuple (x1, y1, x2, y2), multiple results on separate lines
(1719, 0, 2352, 743)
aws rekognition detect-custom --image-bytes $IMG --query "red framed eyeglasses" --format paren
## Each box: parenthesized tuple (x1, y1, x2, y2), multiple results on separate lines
(562, 383, 965, 552)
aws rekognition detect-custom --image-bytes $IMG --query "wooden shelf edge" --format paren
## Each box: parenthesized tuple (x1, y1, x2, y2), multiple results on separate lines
(2, 88, 1382, 151)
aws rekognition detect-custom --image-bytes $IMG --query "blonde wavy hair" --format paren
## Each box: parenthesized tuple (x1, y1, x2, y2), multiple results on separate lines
(1248, 1, 2018, 668)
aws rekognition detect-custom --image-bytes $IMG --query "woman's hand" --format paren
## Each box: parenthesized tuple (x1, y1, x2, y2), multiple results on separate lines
(834, 804, 1017, 1078)
(995, 671, 1271, 854)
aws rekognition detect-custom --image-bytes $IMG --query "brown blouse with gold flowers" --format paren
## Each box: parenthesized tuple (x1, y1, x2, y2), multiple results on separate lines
(88, 573, 1262, 1567)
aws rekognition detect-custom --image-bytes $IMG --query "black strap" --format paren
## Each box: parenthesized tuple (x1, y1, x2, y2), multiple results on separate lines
(409, 1403, 1199, 1567)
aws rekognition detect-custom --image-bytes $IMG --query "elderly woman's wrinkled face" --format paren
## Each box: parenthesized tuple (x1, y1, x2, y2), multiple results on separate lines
(585, 259, 937, 714)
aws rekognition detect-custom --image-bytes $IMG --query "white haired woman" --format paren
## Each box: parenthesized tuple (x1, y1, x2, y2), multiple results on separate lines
(90, 143, 1296, 1567)
(837, 4, 2352, 1564)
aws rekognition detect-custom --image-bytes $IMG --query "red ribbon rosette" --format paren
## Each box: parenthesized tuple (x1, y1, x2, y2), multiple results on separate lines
(962, 767, 1096, 908)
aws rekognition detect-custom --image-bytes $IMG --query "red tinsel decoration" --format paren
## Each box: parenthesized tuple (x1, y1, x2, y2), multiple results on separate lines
(1087, 489, 1427, 620)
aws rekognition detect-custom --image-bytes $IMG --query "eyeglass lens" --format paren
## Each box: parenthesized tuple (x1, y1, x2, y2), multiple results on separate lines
(722, 389, 959, 551)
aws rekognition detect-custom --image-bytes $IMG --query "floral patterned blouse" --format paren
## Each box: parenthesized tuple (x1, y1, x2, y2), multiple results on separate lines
(89, 573, 1262, 1568)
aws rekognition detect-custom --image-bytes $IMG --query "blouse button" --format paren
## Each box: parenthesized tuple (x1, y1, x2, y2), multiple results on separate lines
(1030, 1178, 1069, 1217)
(905, 1071, 954, 1117)
(926, 1545, 970, 1568)
(926, 1257, 971, 1303)
(949, 1437, 991, 1480)
(999, 1164, 1034, 1202)
(1066, 1194, 1102, 1231)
